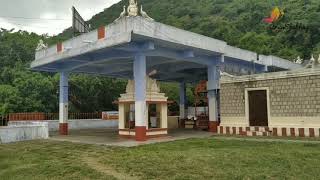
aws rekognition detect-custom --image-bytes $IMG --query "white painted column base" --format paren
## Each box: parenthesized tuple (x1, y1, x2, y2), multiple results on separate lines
(59, 103, 68, 124)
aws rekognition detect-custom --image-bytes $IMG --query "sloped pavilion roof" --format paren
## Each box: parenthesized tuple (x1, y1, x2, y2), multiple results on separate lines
(31, 16, 301, 83)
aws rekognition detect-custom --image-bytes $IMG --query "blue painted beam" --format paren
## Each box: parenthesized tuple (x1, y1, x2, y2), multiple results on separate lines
(71, 70, 132, 79)
(116, 41, 155, 52)
(61, 50, 133, 72)
(76, 64, 132, 75)
(182, 50, 195, 58)
(153, 71, 205, 82)
(220, 59, 267, 75)
(145, 48, 219, 66)
(147, 59, 180, 67)
(149, 62, 205, 74)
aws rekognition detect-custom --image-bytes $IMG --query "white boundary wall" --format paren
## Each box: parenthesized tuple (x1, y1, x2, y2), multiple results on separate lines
(0, 122, 49, 143)
(9, 119, 118, 132)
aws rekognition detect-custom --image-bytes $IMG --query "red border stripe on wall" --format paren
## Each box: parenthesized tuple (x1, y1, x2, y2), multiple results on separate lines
(98, 26, 105, 39)
(232, 127, 237, 135)
(273, 128, 278, 136)
(57, 43, 63, 52)
(216, 126, 320, 138)
(298, 128, 305, 137)
(282, 128, 287, 137)
(220, 126, 224, 134)
(309, 128, 315, 137)
(226, 127, 230, 135)
(290, 128, 295, 137)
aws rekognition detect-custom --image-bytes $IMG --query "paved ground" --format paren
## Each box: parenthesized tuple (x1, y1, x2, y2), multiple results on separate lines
(50, 128, 320, 147)
(50, 128, 213, 147)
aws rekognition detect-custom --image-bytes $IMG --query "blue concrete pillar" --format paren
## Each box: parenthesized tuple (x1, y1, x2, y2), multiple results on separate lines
(59, 72, 69, 135)
(134, 53, 147, 141)
(207, 63, 220, 133)
(179, 82, 187, 119)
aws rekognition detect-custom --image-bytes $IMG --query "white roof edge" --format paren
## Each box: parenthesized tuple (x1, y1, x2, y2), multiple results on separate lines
(259, 55, 301, 69)
(221, 67, 319, 84)
(224, 45, 257, 62)
(223, 46, 301, 70)
(31, 32, 132, 68)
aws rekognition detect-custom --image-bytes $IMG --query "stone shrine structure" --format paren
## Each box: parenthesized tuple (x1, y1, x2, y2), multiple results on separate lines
(118, 77, 168, 140)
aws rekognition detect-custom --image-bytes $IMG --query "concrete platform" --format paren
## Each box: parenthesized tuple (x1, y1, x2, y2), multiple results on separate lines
(49, 128, 213, 147)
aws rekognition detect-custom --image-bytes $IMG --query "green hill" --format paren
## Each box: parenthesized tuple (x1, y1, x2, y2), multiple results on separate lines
(1, 0, 320, 115)
(55, 0, 320, 59)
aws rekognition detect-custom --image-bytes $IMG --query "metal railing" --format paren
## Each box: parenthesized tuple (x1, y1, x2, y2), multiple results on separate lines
(69, 112, 102, 120)
(8, 112, 103, 121)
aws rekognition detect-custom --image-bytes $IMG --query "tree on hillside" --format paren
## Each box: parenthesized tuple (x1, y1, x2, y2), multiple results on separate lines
(0, 85, 22, 115)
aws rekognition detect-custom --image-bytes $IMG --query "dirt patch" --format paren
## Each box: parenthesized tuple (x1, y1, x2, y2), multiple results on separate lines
(82, 156, 140, 180)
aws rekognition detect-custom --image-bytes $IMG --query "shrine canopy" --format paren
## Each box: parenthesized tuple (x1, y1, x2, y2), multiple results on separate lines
(31, 16, 301, 83)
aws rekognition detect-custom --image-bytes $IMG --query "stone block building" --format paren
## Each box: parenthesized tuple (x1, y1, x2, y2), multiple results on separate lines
(219, 68, 320, 137)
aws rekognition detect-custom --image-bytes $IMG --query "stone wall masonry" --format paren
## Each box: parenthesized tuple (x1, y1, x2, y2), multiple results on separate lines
(220, 68, 320, 119)
(220, 82, 246, 117)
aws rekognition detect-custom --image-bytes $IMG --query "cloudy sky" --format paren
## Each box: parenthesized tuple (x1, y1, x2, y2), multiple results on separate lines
(0, 0, 121, 36)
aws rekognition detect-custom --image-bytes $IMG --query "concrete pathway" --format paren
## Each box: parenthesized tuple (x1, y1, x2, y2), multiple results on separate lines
(49, 128, 320, 147)
(49, 128, 212, 147)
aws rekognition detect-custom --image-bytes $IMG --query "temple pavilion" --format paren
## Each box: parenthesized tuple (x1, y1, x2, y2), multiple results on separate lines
(31, 0, 301, 141)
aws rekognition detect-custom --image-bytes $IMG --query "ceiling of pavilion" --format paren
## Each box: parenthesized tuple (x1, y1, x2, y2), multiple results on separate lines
(71, 56, 208, 83)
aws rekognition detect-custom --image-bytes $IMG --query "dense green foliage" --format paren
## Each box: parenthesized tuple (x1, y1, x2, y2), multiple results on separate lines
(0, 29, 127, 114)
(80, 0, 320, 59)
(1, 0, 320, 115)
(0, 29, 57, 114)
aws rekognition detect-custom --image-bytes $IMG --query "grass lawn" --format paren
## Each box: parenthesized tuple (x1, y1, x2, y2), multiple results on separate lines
(0, 138, 320, 180)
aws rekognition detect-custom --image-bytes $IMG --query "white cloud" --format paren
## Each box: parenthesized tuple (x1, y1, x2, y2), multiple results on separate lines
(0, 0, 121, 35)
(0, 18, 17, 30)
